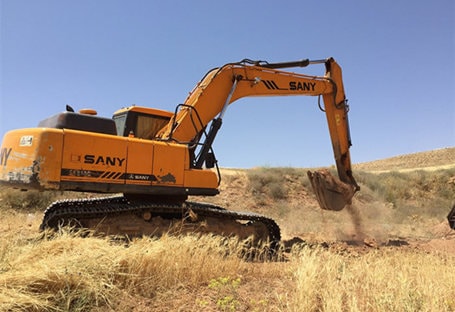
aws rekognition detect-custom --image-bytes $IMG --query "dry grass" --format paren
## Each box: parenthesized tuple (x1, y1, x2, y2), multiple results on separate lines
(289, 246, 455, 312)
(1, 228, 454, 311)
(0, 229, 256, 311)
(353, 147, 455, 172)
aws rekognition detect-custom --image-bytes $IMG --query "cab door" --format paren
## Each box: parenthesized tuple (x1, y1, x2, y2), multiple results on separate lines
(124, 138, 155, 186)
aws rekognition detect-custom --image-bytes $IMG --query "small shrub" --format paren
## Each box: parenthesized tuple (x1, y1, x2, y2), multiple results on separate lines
(208, 277, 241, 312)
(268, 181, 287, 199)
(247, 167, 307, 201)
(356, 168, 455, 221)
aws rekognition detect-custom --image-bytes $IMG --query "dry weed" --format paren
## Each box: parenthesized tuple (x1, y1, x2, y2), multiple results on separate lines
(289, 246, 455, 312)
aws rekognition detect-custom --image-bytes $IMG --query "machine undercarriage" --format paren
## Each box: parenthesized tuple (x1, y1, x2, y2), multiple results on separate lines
(40, 195, 281, 250)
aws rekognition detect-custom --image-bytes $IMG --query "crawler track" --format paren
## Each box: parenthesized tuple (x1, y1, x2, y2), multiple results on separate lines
(40, 195, 281, 249)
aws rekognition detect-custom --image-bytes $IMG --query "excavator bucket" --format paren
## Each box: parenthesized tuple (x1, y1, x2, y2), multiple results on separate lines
(307, 169, 356, 211)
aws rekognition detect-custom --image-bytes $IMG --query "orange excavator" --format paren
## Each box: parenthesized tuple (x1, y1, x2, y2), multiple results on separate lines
(0, 57, 359, 246)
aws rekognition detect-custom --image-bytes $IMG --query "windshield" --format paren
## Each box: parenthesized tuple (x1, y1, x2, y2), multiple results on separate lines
(135, 114, 170, 139)
(113, 111, 171, 139)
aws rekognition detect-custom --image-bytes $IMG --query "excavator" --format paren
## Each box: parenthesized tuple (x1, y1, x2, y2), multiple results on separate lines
(0, 57, 360, 246)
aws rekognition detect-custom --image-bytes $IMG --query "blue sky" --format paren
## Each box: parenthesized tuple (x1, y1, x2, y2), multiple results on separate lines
(1, 0, 454, 168)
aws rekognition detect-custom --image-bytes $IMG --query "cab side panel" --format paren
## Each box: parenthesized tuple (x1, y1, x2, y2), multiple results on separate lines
(60, 130, 127, 192)
(151, 142, 185, 187)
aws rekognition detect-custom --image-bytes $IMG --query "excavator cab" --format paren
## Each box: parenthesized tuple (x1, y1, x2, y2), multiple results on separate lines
(112, 106, 173, 139)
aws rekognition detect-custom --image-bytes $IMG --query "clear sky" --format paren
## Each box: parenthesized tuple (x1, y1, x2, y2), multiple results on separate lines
(1, 0, 454, 168)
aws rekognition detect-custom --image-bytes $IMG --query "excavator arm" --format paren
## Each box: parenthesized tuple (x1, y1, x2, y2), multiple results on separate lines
(158, 57, 359, 211)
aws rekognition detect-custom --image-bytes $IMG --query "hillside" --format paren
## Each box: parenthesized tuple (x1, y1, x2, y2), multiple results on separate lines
(212, 147, 455, 240)
(353, 147, 455, 172)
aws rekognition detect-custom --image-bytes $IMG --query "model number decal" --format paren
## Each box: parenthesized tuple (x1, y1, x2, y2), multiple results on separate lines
(84, 154, 126, 167)
(20, 135, 33, 146)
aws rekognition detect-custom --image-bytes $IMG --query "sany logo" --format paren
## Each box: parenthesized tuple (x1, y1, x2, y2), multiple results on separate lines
(261, 80, 317, 92)
(289, 81, 316, 91)
(84, 154, 126, 167)
(0, 148, 12, 166)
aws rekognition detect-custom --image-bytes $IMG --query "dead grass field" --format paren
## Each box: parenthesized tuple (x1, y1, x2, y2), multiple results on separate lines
(0, 147, 454, 311)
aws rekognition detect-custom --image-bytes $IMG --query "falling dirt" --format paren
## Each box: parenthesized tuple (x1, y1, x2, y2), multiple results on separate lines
(345, 204, 366, 241)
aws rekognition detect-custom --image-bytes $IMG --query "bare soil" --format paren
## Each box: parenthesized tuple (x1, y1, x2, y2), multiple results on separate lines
(201, 147, 455, 255)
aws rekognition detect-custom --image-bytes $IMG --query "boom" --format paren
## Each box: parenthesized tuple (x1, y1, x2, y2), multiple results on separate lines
(158, 58, 359, 209)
